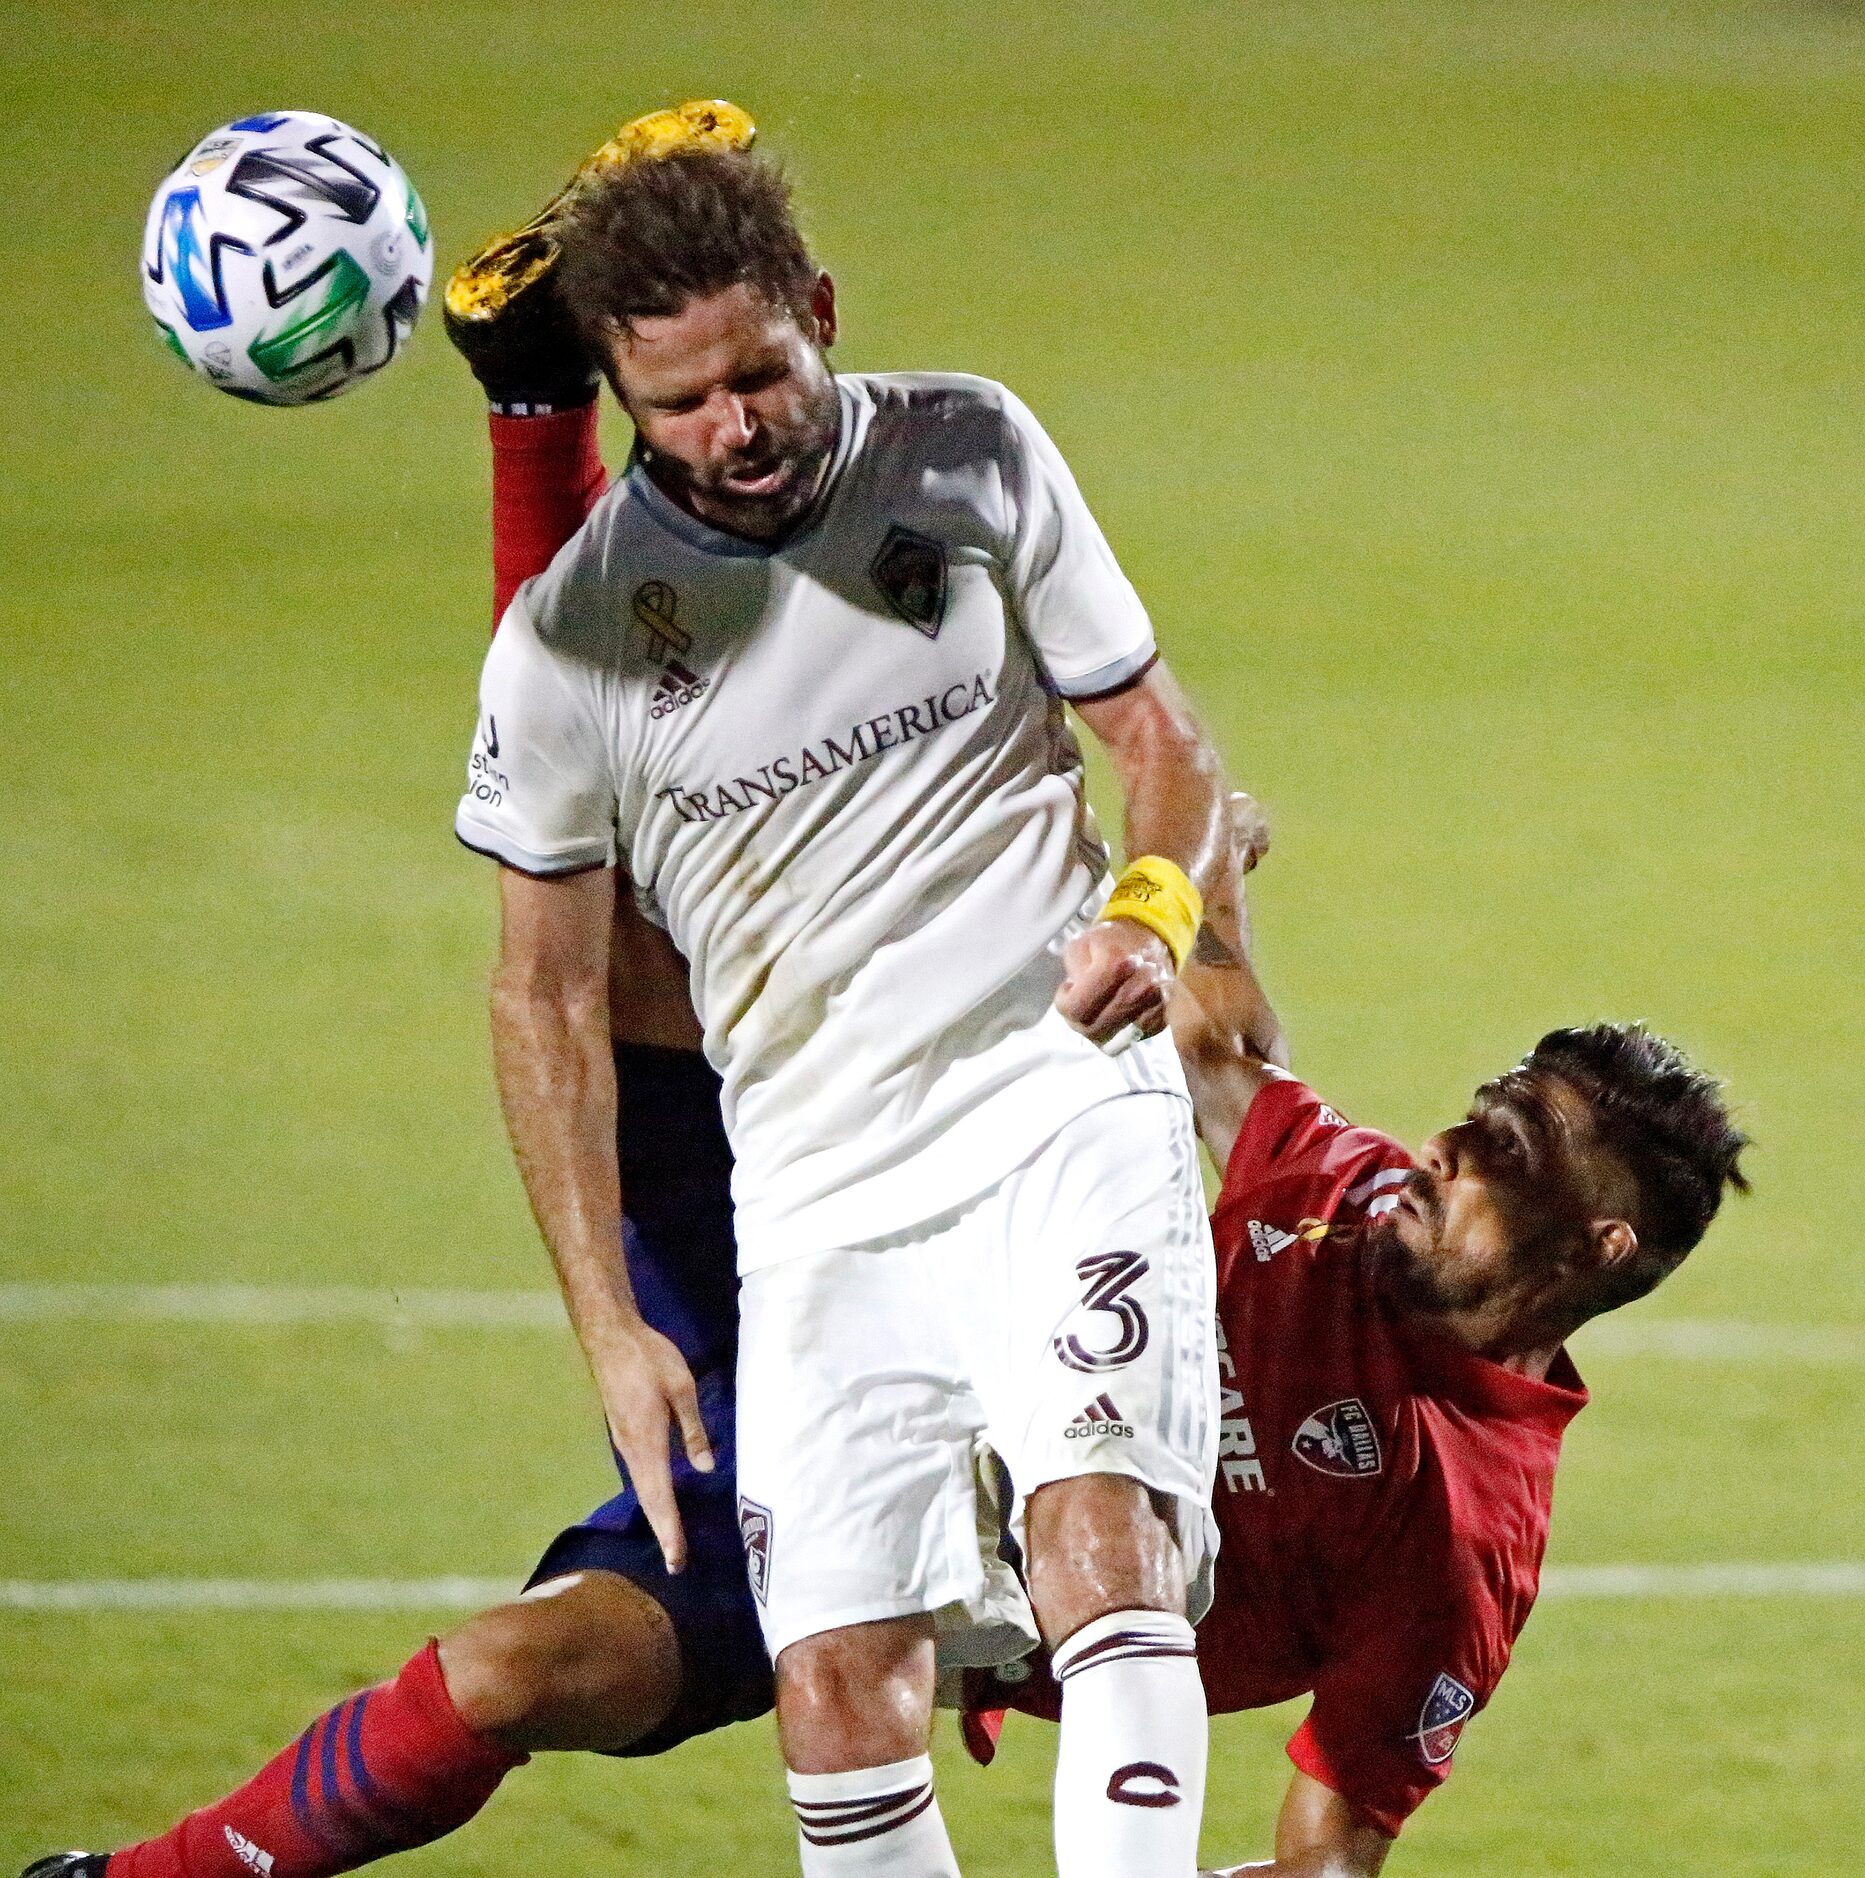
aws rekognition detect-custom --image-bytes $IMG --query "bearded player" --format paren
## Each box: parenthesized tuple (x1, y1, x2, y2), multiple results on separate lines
(958, 806, 1750, 1874)
(448, 101, 1241, 1878)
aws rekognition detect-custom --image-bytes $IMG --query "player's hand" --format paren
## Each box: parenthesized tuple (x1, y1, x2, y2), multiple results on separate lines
(1056, 921, 1176, 1047)
(594, 1321, 715, 1575)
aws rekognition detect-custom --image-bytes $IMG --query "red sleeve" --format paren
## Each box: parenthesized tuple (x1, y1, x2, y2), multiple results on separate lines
(488, 405, 608, 626)
(1285, 1518, 1512, 1836)
(1217, 1075, 1413, 1227)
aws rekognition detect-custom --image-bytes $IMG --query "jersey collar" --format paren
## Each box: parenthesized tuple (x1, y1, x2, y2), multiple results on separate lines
(1394, 1316, 1590, 1436)
(624, 376, 864, 560)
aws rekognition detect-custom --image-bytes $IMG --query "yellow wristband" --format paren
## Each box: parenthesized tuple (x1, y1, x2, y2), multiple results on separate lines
(1097, 856, 1204, 972)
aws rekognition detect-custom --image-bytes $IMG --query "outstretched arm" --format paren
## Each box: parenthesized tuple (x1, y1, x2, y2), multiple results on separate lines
(1169, 790, 1288, 1169)
(1205, 1771, 1393, 1878)
(1061, 660, 1229, 1045)
(491, 863, 713, 1572)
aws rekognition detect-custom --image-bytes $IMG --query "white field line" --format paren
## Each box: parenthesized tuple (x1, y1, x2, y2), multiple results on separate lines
(0, 1565, 1859, 1612)
(0, 1577, 514, 1612)
(1575, 1317, 1865, 1363)
(4, 1285, 1860, 1362)
(1539, 1563, 1865, 1598)
(0, 1282, 565, 1330)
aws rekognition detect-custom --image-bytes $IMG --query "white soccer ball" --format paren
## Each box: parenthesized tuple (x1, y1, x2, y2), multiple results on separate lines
(141, 110, 433, 405)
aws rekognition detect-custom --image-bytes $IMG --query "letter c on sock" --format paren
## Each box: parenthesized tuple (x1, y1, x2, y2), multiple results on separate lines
(1106, 1761, 1182, 1808)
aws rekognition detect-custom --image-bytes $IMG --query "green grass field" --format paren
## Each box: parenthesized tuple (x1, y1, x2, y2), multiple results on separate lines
(3, 1, 1862, 1871)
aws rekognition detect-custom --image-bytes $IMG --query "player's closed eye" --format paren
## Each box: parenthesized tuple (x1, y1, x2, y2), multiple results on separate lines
(1489, 1117, 1536, 1174)
(1467, 1109, 1530, 1173)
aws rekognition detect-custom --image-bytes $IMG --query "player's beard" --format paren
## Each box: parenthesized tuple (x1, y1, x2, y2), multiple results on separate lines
(648, 373, 842, 542)
(1366, 1170, 1478, 1317)
(1369, 1169, 1570, 1324)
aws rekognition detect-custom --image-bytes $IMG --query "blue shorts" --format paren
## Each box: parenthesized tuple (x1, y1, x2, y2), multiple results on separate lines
(524, 1043, 772, 1755)
(525, 1366, 773, 1753)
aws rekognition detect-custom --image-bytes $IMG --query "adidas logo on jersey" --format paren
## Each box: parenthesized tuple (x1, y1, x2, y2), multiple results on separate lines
(223, 1828, 275, 1876)
(650, 657, 708, 719)
(1066, 1392, 1134, 1438)
(634, 579, 709, 717)
(1249, 1219, 1297, 1262)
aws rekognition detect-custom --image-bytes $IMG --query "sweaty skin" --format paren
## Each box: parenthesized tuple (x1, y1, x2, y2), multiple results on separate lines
(1060, 664, 1230, 1049)
(604, 275, 842, 545)
(437, 1568, 682, 1753)
(607, 887, 705, 1050)
(1207, 1772, 1393, 1878)
(491, 864, 713, 1577)
(374, 883, 708, 1750)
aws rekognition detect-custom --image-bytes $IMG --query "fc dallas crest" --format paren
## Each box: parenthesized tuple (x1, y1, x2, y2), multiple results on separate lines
(1291, 1397, 1383, 1478)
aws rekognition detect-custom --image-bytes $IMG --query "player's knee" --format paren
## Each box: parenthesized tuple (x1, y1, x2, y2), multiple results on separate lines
(437, 1573, 681, 1752)
(1025, 1473, 1185, 1644)
(775, 1616, 935, 1774)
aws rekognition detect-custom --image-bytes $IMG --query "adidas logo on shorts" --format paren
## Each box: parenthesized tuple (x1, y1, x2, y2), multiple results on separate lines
(1066, 1392, 1134, 1439)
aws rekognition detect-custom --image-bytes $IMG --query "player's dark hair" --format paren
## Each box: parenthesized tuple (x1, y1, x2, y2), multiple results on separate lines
(1518, 1022, 1750, 1310)
(555, 147, 820, 341)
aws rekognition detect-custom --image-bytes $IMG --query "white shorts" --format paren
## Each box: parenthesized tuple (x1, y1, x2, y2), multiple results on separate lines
(734, 1090, 1218, 1663)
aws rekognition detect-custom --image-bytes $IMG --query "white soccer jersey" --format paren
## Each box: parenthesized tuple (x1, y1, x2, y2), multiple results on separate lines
(457, 371, 1190, 1268)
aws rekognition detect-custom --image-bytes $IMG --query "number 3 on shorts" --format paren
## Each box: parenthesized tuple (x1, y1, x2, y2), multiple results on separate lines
(1053, 1250, 1152, 1373)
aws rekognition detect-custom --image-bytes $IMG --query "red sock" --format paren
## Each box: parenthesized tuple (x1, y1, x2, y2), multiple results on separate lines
(109, 1642, 525, 1878)
(490, 402, 608, 626)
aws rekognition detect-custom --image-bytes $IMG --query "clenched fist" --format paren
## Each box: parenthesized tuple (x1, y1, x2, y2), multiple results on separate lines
(1056, 919, 1176, 1048)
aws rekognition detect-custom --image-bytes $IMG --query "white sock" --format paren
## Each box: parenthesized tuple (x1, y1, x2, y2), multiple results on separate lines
(787, 1755, 961, 1877)
(1050, 1609, 1209, 1878)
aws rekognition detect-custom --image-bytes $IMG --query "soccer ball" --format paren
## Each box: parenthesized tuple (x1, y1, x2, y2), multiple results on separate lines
(141, 111, 432, 405)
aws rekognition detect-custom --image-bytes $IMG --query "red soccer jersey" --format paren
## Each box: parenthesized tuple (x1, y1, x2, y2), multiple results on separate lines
(968, 1073, 1587, 1837)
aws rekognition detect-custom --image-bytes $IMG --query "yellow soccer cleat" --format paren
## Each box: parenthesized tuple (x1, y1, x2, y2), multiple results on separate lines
(443, 98, 756, 407)
(591, 97, 757, 170)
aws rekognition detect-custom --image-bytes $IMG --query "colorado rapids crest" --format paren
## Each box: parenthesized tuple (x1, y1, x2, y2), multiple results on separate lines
(738, 1496, 773, 1605)
(1291, 1397, 1382, 1478)
(870, 526, 947, 636)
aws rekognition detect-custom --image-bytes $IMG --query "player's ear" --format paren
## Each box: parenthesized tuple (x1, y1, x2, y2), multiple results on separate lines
(1589, 1217, 1638, 1274)
(810, 272, 838, 348)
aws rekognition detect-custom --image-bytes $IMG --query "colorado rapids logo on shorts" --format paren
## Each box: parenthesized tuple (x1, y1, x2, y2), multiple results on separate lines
(738, 1495, 773, 1606)
(1291, 1397, 1382, 1477)
(1411, 1670, 1476, 1764)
